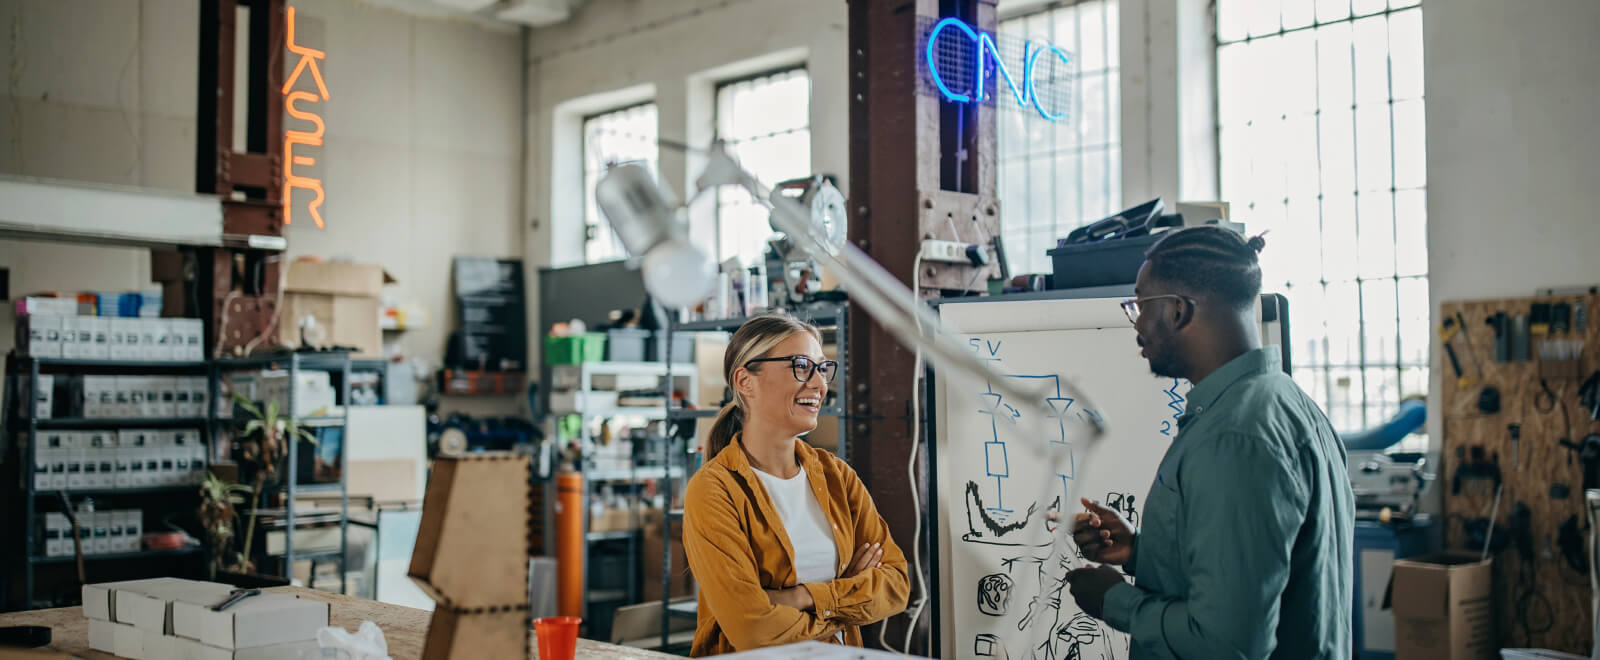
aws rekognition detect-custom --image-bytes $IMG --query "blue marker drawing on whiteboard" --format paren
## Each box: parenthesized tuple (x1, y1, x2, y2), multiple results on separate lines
(963, 337, 1090, 547)
(1159, 378, 1189, 436)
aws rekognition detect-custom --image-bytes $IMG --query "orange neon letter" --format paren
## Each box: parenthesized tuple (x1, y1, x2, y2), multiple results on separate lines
(282, 6, 329, 228)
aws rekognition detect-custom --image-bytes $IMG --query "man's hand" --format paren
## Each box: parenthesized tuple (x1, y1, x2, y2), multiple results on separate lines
(1064, 564, 1124, 620)
(764, 586, 816, 611)
(841, 542, 884, 579)
(1069, 497, 1135, 565)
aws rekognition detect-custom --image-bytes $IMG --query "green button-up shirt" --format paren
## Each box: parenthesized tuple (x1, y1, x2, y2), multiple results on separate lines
(1102, 347, 1354, 659)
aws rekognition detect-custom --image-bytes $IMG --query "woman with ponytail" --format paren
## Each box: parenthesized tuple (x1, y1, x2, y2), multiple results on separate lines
(681, 313, 909, 655)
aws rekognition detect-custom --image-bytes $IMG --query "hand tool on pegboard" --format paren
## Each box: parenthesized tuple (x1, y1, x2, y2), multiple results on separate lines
(1440, 312, 1483, 388)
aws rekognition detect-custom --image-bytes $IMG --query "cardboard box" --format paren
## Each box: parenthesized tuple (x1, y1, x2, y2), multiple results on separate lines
(153, 319, 174, 361)
(348, 458, 423, 502)
(642, 513, 694, 602)
(87, 317, 111, 359)
(125, 511, 144, 551)
(19, 314, 64, 358)
(88, 618, 118, 653)
(31, 374, 53, 419)
(408, 455, 531, 608)
(16, 296, 78, 317)
(57, 316, 81, 359)
(115, 376, 136, 417)
(107, 512, 125, 552)
(137, 320, 159, 361)
(48, 444, 68, 490)
(72, 317, 96, 359)
(1393, 552, 1495, 660)
(144, 631, 180, 660)
(108, 318, 130, 360)
(175, 637, 321, 660)
(114, 446, 132, 488)
(589, 505, 634, 533)
(122, 319, 144, 359)
(114, 619, 145, 659)
(136, 447, 158, 487)
(190, 377, 210, 418)
(82, 583, 139, 618)
(178, 319, 205, 361)
(82, 452, 103, 491)
(279, 260, 394, 360)
(157, 376, 178, 417)
(190, 443, 208, 484)
(44, 512, 67, 557)
(116, 579, 234, 634)
(80, 376, 106, 418)
(92, 512, 112, 555)
(420, 608, 528, 660)
(66, 448, 86, 490)
(172, 593, 328, 649)
(84, 582, 129, 620)
(33, 444, 51, 490)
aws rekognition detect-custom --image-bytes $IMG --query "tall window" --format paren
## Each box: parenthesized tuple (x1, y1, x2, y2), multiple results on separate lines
(715, 67, 811, 265)
(996, 0, 1121, 276)
(583, 103, 659, 263)
(1217, 0, 1427, 442)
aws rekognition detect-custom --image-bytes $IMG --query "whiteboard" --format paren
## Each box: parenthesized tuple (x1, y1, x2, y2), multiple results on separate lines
(933, 295, 1286, 659)
(934, 297, 1188, 660)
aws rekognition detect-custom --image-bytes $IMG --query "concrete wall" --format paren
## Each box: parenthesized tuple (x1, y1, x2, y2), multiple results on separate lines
(0, 0, 524, 413)
(1423, 0, 1600, 444)
(521, 0, 849, 343)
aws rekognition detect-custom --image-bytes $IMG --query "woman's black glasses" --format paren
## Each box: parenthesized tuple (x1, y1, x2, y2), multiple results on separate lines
(744, 355, 839, 384)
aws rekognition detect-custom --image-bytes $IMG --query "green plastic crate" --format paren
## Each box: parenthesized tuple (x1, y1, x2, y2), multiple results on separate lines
(545, 333, 607, 365)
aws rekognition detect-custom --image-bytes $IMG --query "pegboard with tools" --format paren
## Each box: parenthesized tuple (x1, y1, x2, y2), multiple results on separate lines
(1441, 293, 1600, 654)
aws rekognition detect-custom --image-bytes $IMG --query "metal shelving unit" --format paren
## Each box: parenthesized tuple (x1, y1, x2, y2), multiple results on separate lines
(2, 355, 214, 610)
(544, 360, 697, 637)
(657, 299, 852, 646)
(30, 546, 203, 564)
(211, 352, 351, 595)
(33, 417, 212, 430)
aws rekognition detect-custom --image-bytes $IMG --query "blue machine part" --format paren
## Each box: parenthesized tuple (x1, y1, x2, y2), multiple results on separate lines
(1342, 399, 1426, 452)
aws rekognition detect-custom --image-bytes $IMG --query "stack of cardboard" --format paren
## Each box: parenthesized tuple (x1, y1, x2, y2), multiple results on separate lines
(642, 509, 694, 602)
(82, 578, 329, 659)
(278, 260, 395, 359)
(408, 454, 533, 659)
(1392, 553, 1495, 660)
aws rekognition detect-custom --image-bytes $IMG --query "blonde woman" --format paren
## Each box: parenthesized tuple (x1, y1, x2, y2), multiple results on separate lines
(682, 313, 910, 655)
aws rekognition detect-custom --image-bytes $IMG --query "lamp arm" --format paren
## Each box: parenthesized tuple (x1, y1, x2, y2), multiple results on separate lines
(715, 151, 1105, 454)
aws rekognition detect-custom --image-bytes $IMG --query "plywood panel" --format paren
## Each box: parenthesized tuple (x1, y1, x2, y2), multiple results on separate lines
(1441, 294, 1600, 654)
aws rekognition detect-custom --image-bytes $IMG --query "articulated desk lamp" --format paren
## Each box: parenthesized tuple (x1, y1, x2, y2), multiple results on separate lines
(597, 142, 1108, 652)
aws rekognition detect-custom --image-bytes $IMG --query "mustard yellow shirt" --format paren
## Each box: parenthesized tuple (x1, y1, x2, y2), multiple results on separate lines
(682, 435, 910, 656)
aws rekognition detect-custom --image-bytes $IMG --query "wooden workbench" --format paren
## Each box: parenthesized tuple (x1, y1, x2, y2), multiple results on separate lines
(0, 586, 675, 659)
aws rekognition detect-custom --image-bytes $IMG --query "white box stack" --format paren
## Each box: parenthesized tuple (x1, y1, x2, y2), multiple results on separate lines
(81, 579, 329, 660)
(14, 313, 205, 363)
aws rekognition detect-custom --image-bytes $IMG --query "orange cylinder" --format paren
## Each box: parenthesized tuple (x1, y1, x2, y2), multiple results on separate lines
(555, 472, 584, 618)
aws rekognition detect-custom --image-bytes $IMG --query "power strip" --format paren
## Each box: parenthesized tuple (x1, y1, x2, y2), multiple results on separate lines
(921, 239, 970, 264)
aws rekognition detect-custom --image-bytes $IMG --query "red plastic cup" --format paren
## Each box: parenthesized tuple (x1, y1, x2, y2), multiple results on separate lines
(534, 616, 581, 660)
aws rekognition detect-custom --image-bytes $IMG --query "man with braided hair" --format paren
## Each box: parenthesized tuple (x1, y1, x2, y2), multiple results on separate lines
(1059, 226, 1354, 659)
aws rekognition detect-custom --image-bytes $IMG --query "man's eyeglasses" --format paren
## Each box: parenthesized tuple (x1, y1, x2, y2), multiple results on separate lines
(744, 355, 839, 384)
(1119, 294, 1192, 324)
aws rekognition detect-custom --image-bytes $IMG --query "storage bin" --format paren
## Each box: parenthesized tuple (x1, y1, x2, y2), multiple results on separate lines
(605, 328, 652, 362)
(545, 333, 606, 365)
(1046, 233, 1162, 289)
(651, 333, 695, 363)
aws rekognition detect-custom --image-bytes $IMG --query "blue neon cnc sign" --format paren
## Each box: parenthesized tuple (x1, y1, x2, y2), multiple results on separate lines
(921, 16, 1074, 123)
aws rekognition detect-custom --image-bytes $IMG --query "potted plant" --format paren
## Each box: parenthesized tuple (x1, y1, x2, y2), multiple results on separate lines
(197, 473, 252, 576)
(231, 392, 321, 568)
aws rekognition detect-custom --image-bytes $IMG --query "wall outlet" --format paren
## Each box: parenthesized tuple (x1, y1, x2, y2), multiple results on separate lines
(921, 239, 970, 264)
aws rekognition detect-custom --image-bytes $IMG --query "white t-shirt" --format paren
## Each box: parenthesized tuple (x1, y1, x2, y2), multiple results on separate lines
(752, 465, 840, 587)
